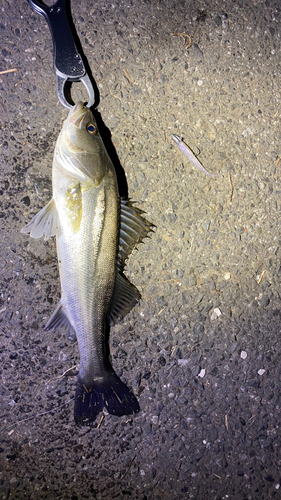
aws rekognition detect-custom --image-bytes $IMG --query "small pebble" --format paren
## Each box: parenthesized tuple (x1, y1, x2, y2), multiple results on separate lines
(198, 369, 206, 378)
(224, 272, 231, 280)
(210, 308, 222, 321)
(241, 351, 247, 360)
(258, 369, 266, 376)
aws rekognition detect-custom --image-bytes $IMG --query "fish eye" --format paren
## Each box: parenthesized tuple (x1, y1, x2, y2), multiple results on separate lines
(87, 123, 97, 135)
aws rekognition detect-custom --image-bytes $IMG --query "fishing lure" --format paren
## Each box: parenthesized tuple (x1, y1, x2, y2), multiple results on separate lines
(171, 134, 220, 178)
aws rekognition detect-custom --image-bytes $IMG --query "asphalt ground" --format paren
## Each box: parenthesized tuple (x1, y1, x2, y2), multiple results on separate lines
(1, 0, 281, 498)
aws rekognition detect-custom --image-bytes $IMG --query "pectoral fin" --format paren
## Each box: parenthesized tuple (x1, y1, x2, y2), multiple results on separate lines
(21, 198, 59, 239)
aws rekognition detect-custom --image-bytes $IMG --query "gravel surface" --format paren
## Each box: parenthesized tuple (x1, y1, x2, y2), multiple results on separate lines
(1, 0, 281, 498)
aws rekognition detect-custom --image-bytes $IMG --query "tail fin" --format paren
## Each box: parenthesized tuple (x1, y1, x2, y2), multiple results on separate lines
(74, 372, 140, 425)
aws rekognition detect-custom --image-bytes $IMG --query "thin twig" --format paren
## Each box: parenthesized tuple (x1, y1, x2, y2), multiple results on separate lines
(171, 33, 192, 49)
(1, 398, 74, 432)
(120, 455, 137, 481)
(158, 307, 165, 316)
(97, 414, 104, 429)
(0, 68, 18, 75)
(228, 172, 233, 202)
(225, 414, 229, 431)
(123, 69, 134, 85)
(55, 365, 77, 379)
(257, 270, 265, 284)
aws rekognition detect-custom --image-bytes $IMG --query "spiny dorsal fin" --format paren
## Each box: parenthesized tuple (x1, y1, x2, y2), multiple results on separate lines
(107, 272, 140, 326)
(21, 198, 59, 239)
(118, 199, 154, 269)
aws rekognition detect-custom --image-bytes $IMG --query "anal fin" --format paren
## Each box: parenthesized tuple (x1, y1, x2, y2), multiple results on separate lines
(45, 301, 76, 341)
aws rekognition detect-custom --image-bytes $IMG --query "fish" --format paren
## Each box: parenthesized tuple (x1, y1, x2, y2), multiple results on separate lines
(171, 134, 220, 178)
(21, 102, 153, 425)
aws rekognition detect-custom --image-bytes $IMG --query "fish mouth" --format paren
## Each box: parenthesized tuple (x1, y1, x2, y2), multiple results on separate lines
(68, 101, 91, 129)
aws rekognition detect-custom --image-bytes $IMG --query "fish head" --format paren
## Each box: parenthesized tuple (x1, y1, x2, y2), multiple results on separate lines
(66, 102, 99, 152)
(57, 102, 109, 186)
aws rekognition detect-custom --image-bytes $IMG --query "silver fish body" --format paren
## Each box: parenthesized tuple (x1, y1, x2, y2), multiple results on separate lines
(21, 102, 152, 424)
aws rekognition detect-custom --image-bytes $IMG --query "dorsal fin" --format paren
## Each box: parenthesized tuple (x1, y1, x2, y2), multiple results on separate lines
(118, 199, 154, 269)
(107, 272, 140, 326)
(108, 200, 154, 325)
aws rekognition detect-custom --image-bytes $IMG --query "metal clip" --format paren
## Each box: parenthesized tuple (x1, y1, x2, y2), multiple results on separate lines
(27, 0, 95, 109)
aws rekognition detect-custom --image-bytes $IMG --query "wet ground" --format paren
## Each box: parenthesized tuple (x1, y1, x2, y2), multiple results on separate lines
(1, 0, 281, 498)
